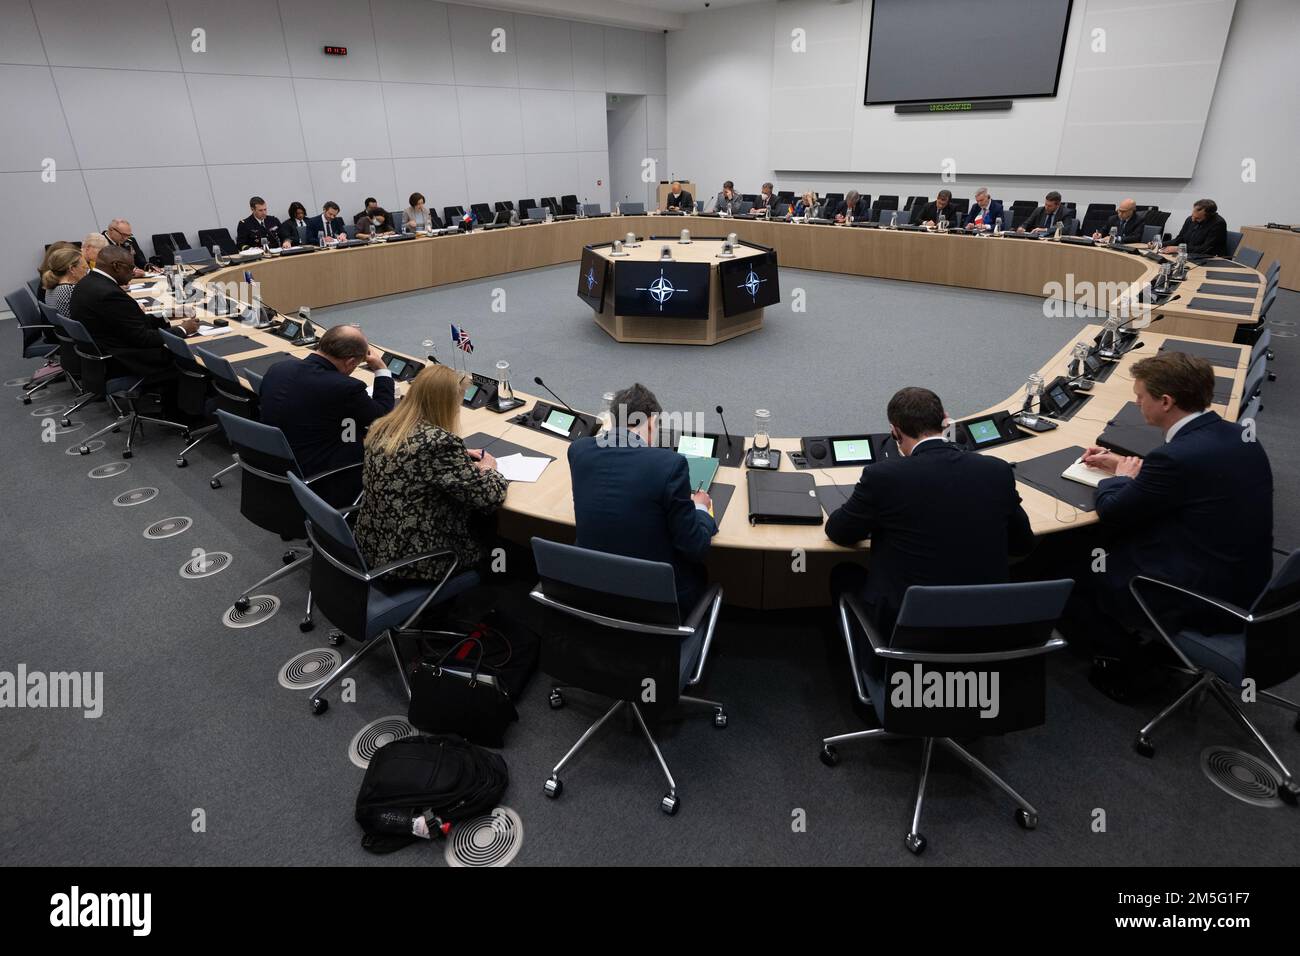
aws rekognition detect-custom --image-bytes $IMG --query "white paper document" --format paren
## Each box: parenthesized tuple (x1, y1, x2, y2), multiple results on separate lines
(494, 453, 551, 483)
(1061, 457, 1112, 488)
(197, 325, 231, 336)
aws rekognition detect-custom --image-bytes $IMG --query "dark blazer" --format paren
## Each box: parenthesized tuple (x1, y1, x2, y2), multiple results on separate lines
(1020, 205, 1073, 233)
(826, 439, 1035, 631)
(69, 271, 175, 378)
(664, 190, 693, 211)
(236, 214, 284, 249)
(1095, 411, 1273, 614)
(568, 431, 718, 610)
(305, 214, 345, 245)
(965, 199, 1005, 228)
(102, 231, 149, 270)
(1170, 213, 1228, 257)
(257, 352, 396, 485)
(833, 198, 869, 220)
(1100, 212, 1145, 243)
(913, 201, 962, 227)
(281, 217, 311, 245)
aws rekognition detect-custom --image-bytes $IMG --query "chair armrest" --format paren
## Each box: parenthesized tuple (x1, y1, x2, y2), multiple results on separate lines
(684, 586, 724, 688)
(304, 461, 363, 486)
(873, 639, 1066, 664)
(842, 593, 887, 653)
(682, 584, 722, 632)
(1129, 575, 1251, 622)
(368, 550, 457, 580)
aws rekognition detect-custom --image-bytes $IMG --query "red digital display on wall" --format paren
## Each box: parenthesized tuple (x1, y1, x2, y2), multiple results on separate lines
(323, 46, 348, 56)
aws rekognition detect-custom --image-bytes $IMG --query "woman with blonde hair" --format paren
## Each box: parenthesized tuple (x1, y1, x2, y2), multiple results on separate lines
(40, 246, 88, 320)
(354, 364, 507, 583)
(81, 232, 109, 269)
(34, 241, 74, 302)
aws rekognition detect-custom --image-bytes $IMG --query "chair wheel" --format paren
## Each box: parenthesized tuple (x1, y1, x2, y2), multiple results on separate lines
(1280, 781, 1299, 806)
(328, 631, 344, 647)
(548, 689, 564, 709)
(820, 745, 841, 767)
(905, 832, 927, 855)
(61, 418, 72, 428)
(543, 777, 562, 799)
(1015, 808, 1038, 830)
(713, 709, 728, 729)
(210, 478, 222, 489)
(21, 396, 31, 405)
(121, 450, 132, 459)
(181, 431, 191, 442)
(77, 445, 89, 455)
(299, 618, 314, 633)
(234, 597, 250, 613)
(310, 697, 328, 715)
(282, 550, 297, 565)
(1133, 735, 1155, 758)
(660, 793, 679, 815)
(176, 457, 187, 468)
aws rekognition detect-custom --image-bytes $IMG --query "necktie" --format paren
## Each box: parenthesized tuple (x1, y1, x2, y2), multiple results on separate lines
(1045, 212, 1053, 229)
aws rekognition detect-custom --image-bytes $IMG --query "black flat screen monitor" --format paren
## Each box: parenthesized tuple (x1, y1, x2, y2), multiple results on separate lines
(613, 261, 710, 319)
(720, 250, 781, 316)
(577, 247, 609, 313)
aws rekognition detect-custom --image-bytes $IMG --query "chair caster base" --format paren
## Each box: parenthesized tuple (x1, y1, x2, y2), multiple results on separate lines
(327, 631, 344, 647)
(176, 457, 187, 468)
(1280, 781, 1299, 806)
(713, 708, 728, 729)
(61, 418, 71, 428)
(543, 776, 562, 799)
(660, 793, 679, 816)
(1133, 735, 1155, 758)
(298, 618, 314, 633)
(1015, 808, 1038, 830)
(310, 697, 327, 716)
(21, 396, 31, 406)
(905, 832, 927, 855)
(210, 478, 222, 489)
(234, 596, 250, 613)
(78, 446, 89, 455)
(122, 450, 132, 459)
(548, 689, 564, 709)
(819, 745, 840, 767)
(282, 550, 297, 565)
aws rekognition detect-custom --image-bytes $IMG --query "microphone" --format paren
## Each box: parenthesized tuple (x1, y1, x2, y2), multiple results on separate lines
(716, 404, 734, 456)
(533, 376, 577, 416)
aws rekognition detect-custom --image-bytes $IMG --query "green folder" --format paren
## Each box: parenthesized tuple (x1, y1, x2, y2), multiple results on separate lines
(685, 455, 719, 493)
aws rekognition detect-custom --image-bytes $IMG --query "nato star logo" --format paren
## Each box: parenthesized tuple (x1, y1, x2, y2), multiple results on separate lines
(739, 266, 767, 301)
(636, 268, 689, 311)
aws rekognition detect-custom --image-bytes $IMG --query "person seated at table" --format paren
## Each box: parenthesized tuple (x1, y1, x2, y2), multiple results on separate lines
(1069, 351, 1272, 698)
(41, 246, 88, 325)
(353, 363, 507, 583)
(82, 232, 108, 270)
(751, 182, 776, 214)
(258, 324, 396, 505)
(964, 187, 1004, 232)
(1163, 199, 1228, 257)
(825, 386, 1034, 633)
(102, 219, 150, 275)
(663, 181, 693, 212)
(358, 208, 394, 235)
(282, 201, 311, 245)
(913, 189, 961, 229)
(1094, 197, 1145, 243)
(404, 192, 437, 231)
(35, 241, 76, 302)
(710, 181, 743, 215)
(568, 382, 717, 612)
(236, 196, 289, 249)
(306, 201, 344, 245)
(792, 191, 818, 218)
(1018, 191, 1071, 235)
(833, 190, 867, 223)
(354, 197, 381, 225)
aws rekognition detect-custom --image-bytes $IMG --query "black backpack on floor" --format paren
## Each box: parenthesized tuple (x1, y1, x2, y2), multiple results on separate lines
(355, 734, 509, 853)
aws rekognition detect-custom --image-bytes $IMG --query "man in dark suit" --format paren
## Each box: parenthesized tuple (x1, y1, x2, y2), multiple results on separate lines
(1078, 351, 1272, 644)
(964, 187, 1005, 231)
(236, 196, 289, 249)
(1164, 198, 1228, 256)
(102, 219, 150, 275)
(1093, 197, 1145, 243)
(826, 386, 1035, 632)
(258, 324, 396, 504)
(568, 382, 717, 612)
(305, 201, 345, 245)
(69, 245, 198, 386)
(663, 181, 693, 212)
(913, 189, 962, 229)
(832, 190, 868, 223)
(1018, 191, 1073, 235)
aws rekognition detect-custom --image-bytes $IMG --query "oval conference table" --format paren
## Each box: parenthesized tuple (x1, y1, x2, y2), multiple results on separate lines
(135, 215, 1262, 608)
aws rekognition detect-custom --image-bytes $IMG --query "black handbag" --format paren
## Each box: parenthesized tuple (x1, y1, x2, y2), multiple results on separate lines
(408, 638, 519, 748)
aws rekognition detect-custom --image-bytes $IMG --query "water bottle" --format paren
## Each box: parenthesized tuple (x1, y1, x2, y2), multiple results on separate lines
(993, 217, 1002, 236)
(890, 211, 899, 229)
(615, 201, 622, 216)
(752, 409, 772, 463)
(212, 244, 224, 266)
(495, 360, 514, 409)
(577, 198, 587, 219)
(938, 216, 949, 234)
(1108, 225, 1119, 245)
(598, 391, 615, 432)
(1053, 221, 1064, 241)
(260, 237, 270, 254)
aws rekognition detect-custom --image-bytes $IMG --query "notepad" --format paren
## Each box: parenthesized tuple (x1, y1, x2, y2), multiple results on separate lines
(197, 325, 231, 336)
(1061, 457, 1112, 488)
(495, 453, 550, 483)
(685, 455, 719, 493)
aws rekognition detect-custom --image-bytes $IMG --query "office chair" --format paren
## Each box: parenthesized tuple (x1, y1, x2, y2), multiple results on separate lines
(1225, 230, 1244, 256)
(1264, 259, 1280, 284)
(875, 194, 899, 210)
(560, 194, 579, 215)
(160, 331, 217, 468)
(286, 472, 479, 714)
(41, 307, 91, 419)
(494, 200, 515, 213)
(1240, 362, 1266, 416)
(470, 202, 494, 222)
(151, 232, 186, 263)
(823, 192, 844, 210)
(539, 196, 560, 216)
(6, 288, 62, 403)
(63, 317, 188, 458)
(1235, 246, 1264, 269)
(905, 195, 928, 212)
(193, 347, 260, 489)
(197, 228, 237, 257)
(1239, 393, 1260, 424)
(528, 538, 727, 815)
(1130, 552, 1300, 803)
(777, 190, 795, 203)
(443, 205, 465, 225)
(820, 581, 1073, 854)
(517, 199, 537, 216)
(948, 197, 970, 217)
(1142, 224, 1162, 245)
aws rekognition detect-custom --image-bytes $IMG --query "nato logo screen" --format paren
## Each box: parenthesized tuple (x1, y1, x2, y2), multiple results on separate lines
(576, 246, 608, 312)
(614, 261, 710, 318)
(719, 250, 781, 317)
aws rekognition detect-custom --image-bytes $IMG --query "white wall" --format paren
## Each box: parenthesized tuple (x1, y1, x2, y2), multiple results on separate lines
(669, 0, 1300, 231)
(0, 0, 666, 294)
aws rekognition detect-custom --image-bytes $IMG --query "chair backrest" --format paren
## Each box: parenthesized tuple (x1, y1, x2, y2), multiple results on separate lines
(62, 316, 112, 393)
(1225, 230, 1243, 255)
(443, 205, 464, 225)
(43, 306, 82, 379)
(823, 192, 844, 208)
(170, 231, 191, 251)
(242, 368, 264, 394)
(1264, 259, 1280, 282)
(217, 410, 315, 540)
(287, 472, 374, 640)
(160, 330, 210, 413)
(26, 277, 41, 297)
(948, 197, 970, 215)
(494, 200, 514, 213)
(540, 196, 560, 215)
(517, 198, 537, 214)
(1240, 367, 1265, 413)
(777, 190, 795, 202)
(1244, 550, 1300, 687)
(1084, 202, 1116, 221)
(6, 287, 42, 330)
(1234, 245, 1263, 269)
(470, 202, 493, 222)
(531, 538, 681, 629)
(1260, 288, 1276, 320)
(151, 233, 178, 262)
(560, 194, 579, 214)
(875, 194, 898, 210)
(194, 346, 258, 417)
(1239, 393, 1260, 424)
(905, 195, 927, 211)
(198, 228, 237, 256)
(878, 580, 1073, 736)
(1142, 224, 1162, 244)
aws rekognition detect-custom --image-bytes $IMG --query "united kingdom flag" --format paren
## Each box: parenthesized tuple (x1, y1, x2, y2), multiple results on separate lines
(450, 323, 474, 354)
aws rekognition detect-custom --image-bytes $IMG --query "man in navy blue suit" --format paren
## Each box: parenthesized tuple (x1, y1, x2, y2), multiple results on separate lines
(305, 201, 345, 245)
(964, 187, 1005, 232)
(258, 324, 396, 505)
(1076, 351, 1273, 693)
(568, 383, 717, 612)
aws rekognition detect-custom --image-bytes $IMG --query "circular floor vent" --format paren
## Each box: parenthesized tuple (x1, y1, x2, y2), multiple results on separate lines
(179, 551, 232, 578)
(445, 807, 523, 867)
(1200, 746, 1283, 807)
(221, 594, 280, 628)
(29, 403, 67, 417)
(88, 461, 130, 478)
(348, 716, 416, 769)
(113, 487, 159, 507)
(278, 648, 342, 689)
(143, 516, 192, 539)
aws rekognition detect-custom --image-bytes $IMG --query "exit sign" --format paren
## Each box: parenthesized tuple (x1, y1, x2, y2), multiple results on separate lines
(323, 45, 348, 56)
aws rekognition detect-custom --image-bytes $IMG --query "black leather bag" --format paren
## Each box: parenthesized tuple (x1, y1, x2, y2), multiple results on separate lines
(408, 638, 519, 748)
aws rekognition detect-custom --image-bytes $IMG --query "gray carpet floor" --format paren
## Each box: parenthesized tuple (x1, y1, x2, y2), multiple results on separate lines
(1, 269, 1297, 867)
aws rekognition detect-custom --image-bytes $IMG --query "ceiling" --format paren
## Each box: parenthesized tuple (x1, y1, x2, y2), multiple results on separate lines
(449, 0, 774, 32)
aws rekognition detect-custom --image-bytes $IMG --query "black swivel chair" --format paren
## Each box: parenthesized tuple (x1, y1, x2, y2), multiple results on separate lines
(150, 232, 191, 263)
(948, 197, 970, 218)
(1129, 552, 1300, 804)
(1080, 203, 1117, 237)
(821, 580, 1073, 854)
(560, 194, 579, 215)
(443, 205, 465, 226)
(193, 347, 261, 489)
(495, 200, 515, 213)
(517, 199, 537, 217)
(1225, 230, 1244, 256)
(160, 331, 217, 467)
(41, 307, 90, 419)
(538, 196, 561, 217)
(1142, 224, 1163, 245)
(6, 287, 63, 403)
(528, 538, 727, 815)
(287, 472, 480, 715)
(198, 228, 238, 257)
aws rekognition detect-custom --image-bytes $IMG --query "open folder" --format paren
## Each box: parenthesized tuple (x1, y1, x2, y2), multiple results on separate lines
(685, 455, 719, 493)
